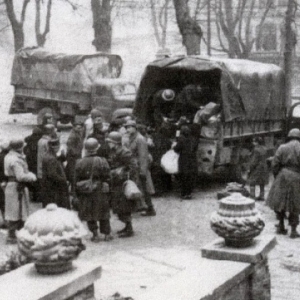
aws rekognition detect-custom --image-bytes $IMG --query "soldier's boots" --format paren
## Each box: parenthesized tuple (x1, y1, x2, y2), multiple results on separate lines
(141, 206, 156, 217)
(118, 222, 134, 238)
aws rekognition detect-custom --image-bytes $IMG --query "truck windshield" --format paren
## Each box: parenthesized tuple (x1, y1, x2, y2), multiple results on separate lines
(112, 83, 136, 98)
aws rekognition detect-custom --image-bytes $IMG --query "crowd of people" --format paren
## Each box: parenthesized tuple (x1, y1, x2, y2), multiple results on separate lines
(1, 87, 300, 244)
(0, 109, 160, 244)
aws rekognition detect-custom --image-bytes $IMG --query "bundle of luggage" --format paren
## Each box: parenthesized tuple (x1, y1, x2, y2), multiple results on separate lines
(217, 182, 250, 200)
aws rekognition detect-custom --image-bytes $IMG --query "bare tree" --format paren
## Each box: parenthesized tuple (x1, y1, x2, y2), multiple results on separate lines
(35, 0, 52, 47)
(91, 0, 112, 52)
(173, 0, 203, 55)
(150, 0, 171, 49)
(4, 0, 30, 52)
(213, 0, 273, 58)
(284, 0, 297, 107)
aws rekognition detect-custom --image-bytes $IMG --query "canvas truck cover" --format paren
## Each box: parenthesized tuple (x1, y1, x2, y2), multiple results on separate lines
(134, 56, 285, 124)
(11, 47, 123, 93)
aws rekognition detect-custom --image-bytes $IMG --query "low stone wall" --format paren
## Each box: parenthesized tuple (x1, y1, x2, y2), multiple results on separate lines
(136, 235, 276, 300)
(0, 259, 101, 300)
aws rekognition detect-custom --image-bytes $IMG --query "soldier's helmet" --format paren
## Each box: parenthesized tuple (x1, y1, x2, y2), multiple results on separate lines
(288, 128, 300, 139)
(162, 89, 175, 101)
(106, 131, 122, 144)
(84, 138, 99, 154)
(9, 139, 24, 151)
(91, 109, 103, 119)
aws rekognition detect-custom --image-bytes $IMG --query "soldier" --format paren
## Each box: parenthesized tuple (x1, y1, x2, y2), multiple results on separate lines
(37, 124, 56, 202)
(88, 114, 109, 159)
(4, 139, 36, 244)
(248, 137, 269, 201)
(75, 138, 112, 242)
(24, 127, 43, 202)
(41, 139, 70, 209)
(267, 128, 300, 238)
(65, 120, 84, 194)
(106, 131, 136, 238)
(123, 120, 156, 216)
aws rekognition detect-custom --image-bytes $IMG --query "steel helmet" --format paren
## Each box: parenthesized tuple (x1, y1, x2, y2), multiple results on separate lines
(91, 109, 103, 119)
(106, 131, 122, 144)
(84, 138, 99, 154)
(9, 139, 24, 151)
(162, 89, 175, 101)
(288, 128, 300, 139)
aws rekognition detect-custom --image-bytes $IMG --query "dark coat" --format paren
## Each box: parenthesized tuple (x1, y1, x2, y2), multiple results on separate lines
(65, 129, 84, 183)
(266, 139, 300, 213)
(88, 128, 109, 159)
(108, 146, 136, 215)
(41, 151, 70, 209)
(24, 132, 43, 174)
(75, 155, 110, 221)
(248, 145, 269, 185)
(173, 135, 198, 174)
(152, 89, 176, 128)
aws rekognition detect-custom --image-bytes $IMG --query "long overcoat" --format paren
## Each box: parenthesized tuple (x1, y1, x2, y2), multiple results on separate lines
(65, 128, 83, 183)
(24, 131, 43, 174)
(266, 139, 300, 213)
(123, 132, 155, 194)
(41, 152, 70, 209)
(4, 150, 36, 221)
(37, 135, 51, 179)
(108, 146, 136, 215)
(248, 145, 269, 185)
(173, 135, 198, 175)
(75, 154, 110, 221)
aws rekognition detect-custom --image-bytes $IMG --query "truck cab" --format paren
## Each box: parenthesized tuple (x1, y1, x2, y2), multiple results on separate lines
(91, 78, 136, 122)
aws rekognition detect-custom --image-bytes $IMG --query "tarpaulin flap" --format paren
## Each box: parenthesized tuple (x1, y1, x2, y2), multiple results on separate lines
(11, 47, 123, 93)
(134, 56, 285, 124)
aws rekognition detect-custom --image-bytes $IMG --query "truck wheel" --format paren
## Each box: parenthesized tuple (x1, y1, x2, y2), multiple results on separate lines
(37, 107, 58, 127)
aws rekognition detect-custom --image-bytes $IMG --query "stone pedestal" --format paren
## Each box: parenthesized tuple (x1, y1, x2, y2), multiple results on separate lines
(201, 235, 276, 300)
(0, 259, 101, 300)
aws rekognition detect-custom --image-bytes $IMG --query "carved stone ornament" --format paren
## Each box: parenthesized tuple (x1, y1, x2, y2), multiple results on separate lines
(210, 193, 265, 247)
(17, 203, 87, 274)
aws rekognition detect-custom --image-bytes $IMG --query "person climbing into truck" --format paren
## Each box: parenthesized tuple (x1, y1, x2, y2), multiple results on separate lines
(151, 89, 176, 129)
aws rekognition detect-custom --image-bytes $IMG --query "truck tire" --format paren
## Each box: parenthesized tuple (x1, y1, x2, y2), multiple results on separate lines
(37, 107, 58, 127)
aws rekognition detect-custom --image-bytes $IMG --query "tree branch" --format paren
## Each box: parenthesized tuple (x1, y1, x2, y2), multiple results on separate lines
(21, 0, 31, 24)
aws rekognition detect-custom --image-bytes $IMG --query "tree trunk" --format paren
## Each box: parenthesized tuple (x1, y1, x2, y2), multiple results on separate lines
(91, 0, 112, 53)
(284, 0, 297, 108)
(4, 0, 30, 52)
(35, 0, 52, 47)
(173, 0, 202, 55)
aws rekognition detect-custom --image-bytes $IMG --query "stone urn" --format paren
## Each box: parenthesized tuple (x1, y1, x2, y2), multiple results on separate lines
(17, 204, 87, 274)
(210, 193, 265, 247)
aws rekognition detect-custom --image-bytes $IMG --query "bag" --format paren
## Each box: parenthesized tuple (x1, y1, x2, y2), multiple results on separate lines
(75, 179, 99, 194)
(160, 149, 179, 174)
(75, 158, 99, 194)
(123, 180, 142, 201)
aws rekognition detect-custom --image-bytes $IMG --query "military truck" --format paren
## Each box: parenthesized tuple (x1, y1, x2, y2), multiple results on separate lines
(9, 47, 136, 124)
(134, 55, 300, 179)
